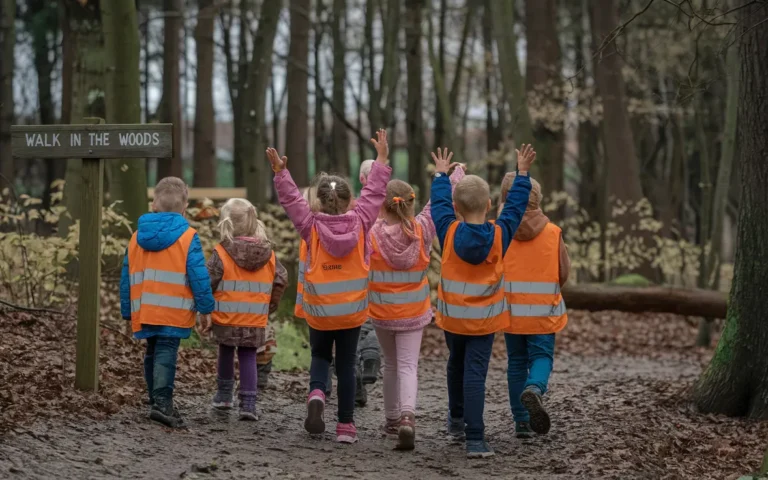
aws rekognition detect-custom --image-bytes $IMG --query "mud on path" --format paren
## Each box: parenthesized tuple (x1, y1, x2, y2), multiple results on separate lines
(1, 311, 766, 479)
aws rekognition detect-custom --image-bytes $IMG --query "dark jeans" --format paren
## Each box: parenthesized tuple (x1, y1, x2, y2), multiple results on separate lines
(143, 336, 181, 408)
(309, 326, 362, 424)
(444, 331, 494, 441)
(505, 333, 555, 422)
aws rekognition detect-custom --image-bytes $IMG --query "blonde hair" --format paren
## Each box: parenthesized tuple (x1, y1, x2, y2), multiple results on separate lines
(500, 172, 542, 212)
(218, 198, 269, 243)
(454, 175, 490, 215)
(153, 176, 188, 213)
(384, 179, 417, 238)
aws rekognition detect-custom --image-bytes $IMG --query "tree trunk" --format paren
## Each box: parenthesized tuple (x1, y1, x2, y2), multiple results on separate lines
(525, 0, 564, 218)
(236, 0, 282, 206)
(314, 0, 330, 175)
(157, 0, 183, 180)
(285, 0, 311, 187)
(433, 0, 447, 150)
(693, 2, 768, 418)
(482, 1, 502, 185)
(0, 0, 14, 187)
(427, 11, 458, 161)
(193, 0, 217, 187)
(489, 0, 534, 157)
(101, 0, 147, 228)
(331, 0, 349, 175)
(562, 284, 727, 318)
(405, 0, 425, 201)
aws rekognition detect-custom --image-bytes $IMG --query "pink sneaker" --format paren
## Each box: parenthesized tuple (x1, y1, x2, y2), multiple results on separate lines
(336, 422, 358, 444)
(304, 389, 325, 434)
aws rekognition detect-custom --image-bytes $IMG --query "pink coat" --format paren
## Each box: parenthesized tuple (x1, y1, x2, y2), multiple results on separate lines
(369, 167, 465, 331)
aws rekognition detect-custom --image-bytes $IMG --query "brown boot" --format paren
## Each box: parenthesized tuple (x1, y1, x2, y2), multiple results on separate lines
(395, 412, 416, 450)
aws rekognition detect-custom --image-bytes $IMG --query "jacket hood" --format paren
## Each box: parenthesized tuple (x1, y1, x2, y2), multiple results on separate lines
(313, 212, 363, 258)
(370, 219, 423, 270)
(136, 212, 190, 251)
(514, 208, 549, 241)
(220, 237, 274, 271)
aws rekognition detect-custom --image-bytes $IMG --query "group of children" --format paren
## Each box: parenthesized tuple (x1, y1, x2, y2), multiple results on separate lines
(120, 128, 570, 459)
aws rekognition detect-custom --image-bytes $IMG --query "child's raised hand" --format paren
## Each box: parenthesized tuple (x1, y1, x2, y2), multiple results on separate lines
(266, 147, 287, 173)
(516, 144, 536, 174)
(370, 128, 389, 165)
(430, 147, 454, 174)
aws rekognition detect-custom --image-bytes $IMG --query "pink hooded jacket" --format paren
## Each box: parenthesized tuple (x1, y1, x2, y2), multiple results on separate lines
(274, 162, 392, 264)
(369, 167, 465, 331)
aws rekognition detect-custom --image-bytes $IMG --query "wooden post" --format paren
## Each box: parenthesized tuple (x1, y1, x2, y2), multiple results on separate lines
(75, 154, 104, 391)
(11, 122, 172, 392)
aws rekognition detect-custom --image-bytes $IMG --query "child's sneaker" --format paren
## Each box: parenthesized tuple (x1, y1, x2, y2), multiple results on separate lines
(466, 439, 495, 458)
(395, 412, 416, 450)
(149, 403, 186, 429)
(381, 417, 400, 436)
(515, 421, 533, 439)
(336, 422, 358, 444)
(304, 389, 326, 434)
(238, 392, 258, 421)
(520, 386, 550, 434)
(446, 414, 465, 439)
(211, 378, 235, 410)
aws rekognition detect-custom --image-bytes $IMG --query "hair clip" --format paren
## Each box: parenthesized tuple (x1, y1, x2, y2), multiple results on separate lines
(392, 196, 403, 204)
(330, 181, 337, 190)
(410, 192, 416, 199)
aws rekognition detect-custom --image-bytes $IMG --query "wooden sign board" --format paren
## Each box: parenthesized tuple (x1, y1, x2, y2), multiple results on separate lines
(11, 123, 172, 159)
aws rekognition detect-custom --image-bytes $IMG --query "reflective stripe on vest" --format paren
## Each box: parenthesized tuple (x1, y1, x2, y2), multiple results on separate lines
(369, 270, 426, 283)
(127, 227, 197, 332)
(503, 222, 568, 334)
(212, 245, 275, 328)
(295, 240, 308, 319)
(369, 283, 430, 306)
(435, 221, 509, 335)
(302, 227, 369, 330)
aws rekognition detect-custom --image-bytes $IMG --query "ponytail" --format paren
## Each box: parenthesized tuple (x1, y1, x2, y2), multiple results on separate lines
(384, 180, 417, 239)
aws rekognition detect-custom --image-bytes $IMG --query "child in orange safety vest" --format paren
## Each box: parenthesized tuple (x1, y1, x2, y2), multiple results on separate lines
(499, 173, 570, 439)
(267, 129, 391, 444)
(120, 177, 215, 429)
(431, 145, 536, 458)
(204, 198, 287, 420)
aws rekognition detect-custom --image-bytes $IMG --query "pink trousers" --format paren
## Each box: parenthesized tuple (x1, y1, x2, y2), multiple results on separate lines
(374, 327, 424, 420)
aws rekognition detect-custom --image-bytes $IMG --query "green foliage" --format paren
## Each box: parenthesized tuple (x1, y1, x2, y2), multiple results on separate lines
(272, 321, 310, 372)
(611, 274, 653, 287)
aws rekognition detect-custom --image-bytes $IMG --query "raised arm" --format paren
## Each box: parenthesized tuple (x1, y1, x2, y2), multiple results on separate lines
(417, 160, 465, 244)
(352, 129, 392, 232)
(268, 147, 315, 243)
(498, 144, 536, 255)
(429, 148, 457, 249)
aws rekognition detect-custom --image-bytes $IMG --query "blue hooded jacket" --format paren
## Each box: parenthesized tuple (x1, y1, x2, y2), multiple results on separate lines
(120, 212, 215, 339)
(431, 172, 531, 264)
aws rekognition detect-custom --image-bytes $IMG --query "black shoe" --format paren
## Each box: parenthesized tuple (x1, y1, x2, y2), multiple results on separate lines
(257, 360, 272, 389)
(355, 372, 367, 407)
(520, 387, 550, 434)
(361, 358, 379, 385)
(515, 421, 534, 439)
(149, 403, 186, 429)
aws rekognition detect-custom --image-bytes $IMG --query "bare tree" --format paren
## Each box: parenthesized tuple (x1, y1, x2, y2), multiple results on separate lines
(158, 0, 183, 180)
(0, 0, 14, 186)
(193, 0, 218, 188)
(331, 0, 349, 174)
(405, 0, 425, 200)
(285, 0, 311, 187)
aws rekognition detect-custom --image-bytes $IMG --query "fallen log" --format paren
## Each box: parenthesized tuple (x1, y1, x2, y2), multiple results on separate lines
(561, 284, 728, 318)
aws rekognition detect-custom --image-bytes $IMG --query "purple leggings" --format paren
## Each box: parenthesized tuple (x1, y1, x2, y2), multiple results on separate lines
(217, 345, 258, 394)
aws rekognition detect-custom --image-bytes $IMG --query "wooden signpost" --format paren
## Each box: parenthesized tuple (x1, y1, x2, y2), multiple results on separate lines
(11, 121, 173, 392)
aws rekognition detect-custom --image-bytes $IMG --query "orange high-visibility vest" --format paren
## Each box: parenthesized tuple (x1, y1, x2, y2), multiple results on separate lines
(128, 227, 197, 333)
(211, 244, 275, 328)
(302, 226, 369, 331)
(294, 239, 308, 319)
(368, 223, 431, 321)
(436, 221, 508, 335)
(503, 222, 567, 334)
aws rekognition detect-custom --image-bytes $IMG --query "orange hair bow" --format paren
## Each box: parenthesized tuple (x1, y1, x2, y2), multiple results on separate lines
(392, 196, 403, 204)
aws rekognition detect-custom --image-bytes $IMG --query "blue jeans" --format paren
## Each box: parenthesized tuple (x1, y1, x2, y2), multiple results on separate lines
(444, 331, 494, 441)
(504, 333, 555, 422)
(143, 336, 181, 408)
(309, 326, 361, 424)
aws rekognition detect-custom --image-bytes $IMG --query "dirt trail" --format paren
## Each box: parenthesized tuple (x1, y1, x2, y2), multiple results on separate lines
(1, 351, 753, 480)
